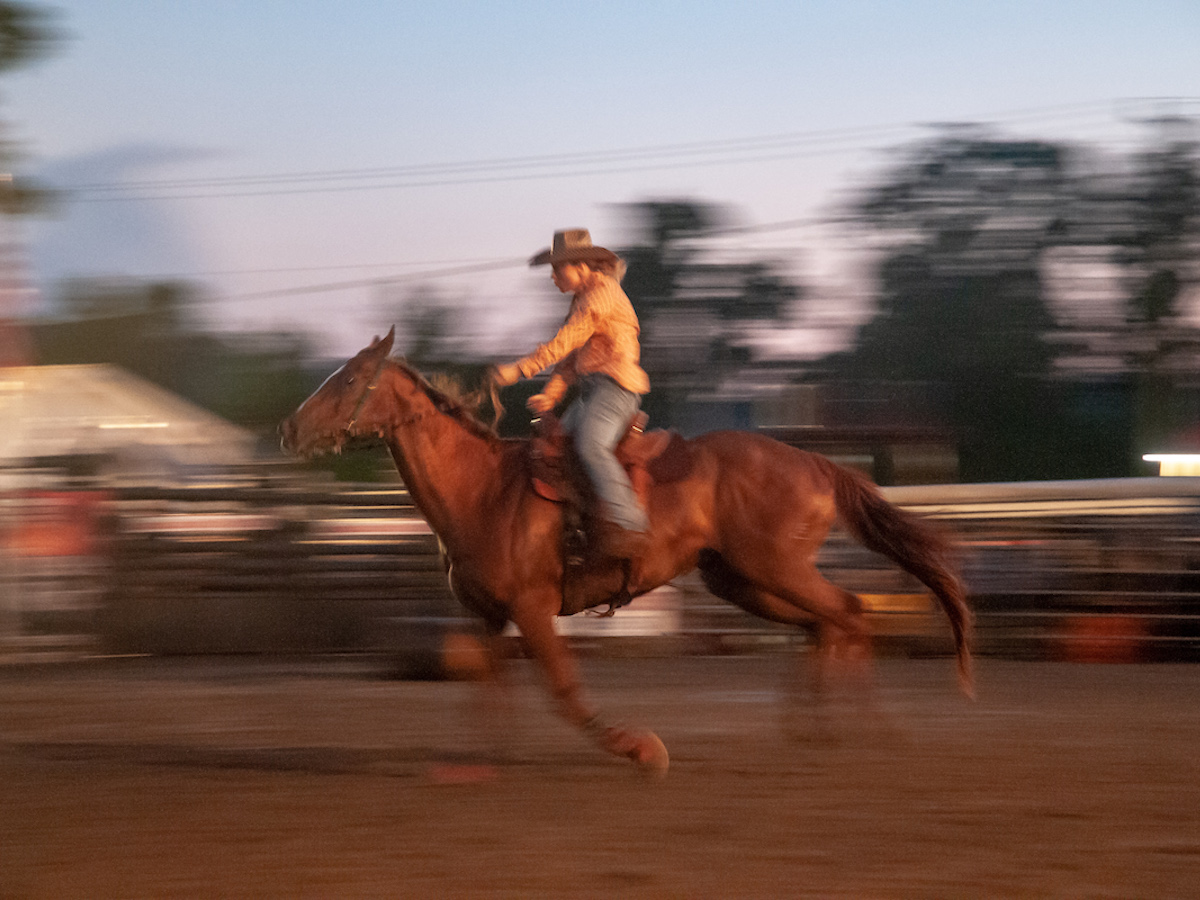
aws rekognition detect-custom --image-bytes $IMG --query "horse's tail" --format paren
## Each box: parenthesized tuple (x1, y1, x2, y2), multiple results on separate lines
(825, 460, 975, 698)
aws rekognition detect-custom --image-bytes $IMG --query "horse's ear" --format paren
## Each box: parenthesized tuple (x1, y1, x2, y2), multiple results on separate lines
(368, 327, 396, 356)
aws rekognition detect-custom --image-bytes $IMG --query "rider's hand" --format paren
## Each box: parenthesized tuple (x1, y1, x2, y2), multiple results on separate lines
(526, 393, 556, 415)
(492, 363, 521, 387)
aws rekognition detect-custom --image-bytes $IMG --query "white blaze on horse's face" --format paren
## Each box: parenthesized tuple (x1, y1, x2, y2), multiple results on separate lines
(280, 361, 353, 456)
(280, 327, 396, 457)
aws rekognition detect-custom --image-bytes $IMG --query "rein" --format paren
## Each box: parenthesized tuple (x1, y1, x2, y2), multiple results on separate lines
(450, 370, 505, 433)
(343, 358, 508, 441)
(486, 375, 504, 432)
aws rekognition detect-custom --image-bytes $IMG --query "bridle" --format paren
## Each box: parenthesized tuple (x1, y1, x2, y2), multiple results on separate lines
(340, 356, 505, 441)
(342, 359, 385, 435)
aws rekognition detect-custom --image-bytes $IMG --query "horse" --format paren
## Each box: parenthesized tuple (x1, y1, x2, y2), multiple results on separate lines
(279, 328, 973, 775)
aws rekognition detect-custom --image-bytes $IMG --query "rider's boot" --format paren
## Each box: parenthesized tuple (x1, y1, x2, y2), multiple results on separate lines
(587, 519, 648, 608)
(591, 519, 650, 562)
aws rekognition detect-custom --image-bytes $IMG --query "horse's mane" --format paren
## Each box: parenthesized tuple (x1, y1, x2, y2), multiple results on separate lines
(387, 356, 503, 441)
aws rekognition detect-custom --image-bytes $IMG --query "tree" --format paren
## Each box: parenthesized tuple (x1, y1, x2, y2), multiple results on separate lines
(379, 283, 468, 368)
(618, 200, 724, 353)
(0, 2, 59, 214)
(616, 199, 808, 429)
(0, 2, 60, 364)
(1031, 118, 1200, 464)
(838, 130, 1078, 480)
(1113, 119, 1200, 456)
(0, 2, 57, 70)
(837, 120, 1200, 479)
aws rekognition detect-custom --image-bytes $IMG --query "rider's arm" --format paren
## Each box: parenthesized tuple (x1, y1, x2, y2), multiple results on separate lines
(541, 352, 578, 405)
(512, 297, 597, 379)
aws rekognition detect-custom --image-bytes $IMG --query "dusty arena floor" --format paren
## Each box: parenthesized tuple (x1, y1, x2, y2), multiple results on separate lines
(2, 652, 1199, 898)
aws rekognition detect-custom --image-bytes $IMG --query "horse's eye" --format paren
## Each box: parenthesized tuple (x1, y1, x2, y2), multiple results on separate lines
(346, 375, 356, 386)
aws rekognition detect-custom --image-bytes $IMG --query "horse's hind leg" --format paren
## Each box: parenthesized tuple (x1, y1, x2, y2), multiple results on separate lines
(698, 548, 821, 629)
(698, 549, 870, 661)
(698, 549, 821, 712)
(761, 557, 875, 689)
(698, 550, 875, 736)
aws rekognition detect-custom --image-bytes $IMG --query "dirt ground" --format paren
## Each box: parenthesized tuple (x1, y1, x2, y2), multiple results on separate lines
(2, 652, 1199, 899)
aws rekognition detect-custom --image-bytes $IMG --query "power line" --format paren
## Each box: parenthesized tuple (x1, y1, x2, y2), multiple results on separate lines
(229, 257, 529, 301)
(66, 141, 915, 202)
(168, 256, 515, 278)
(58, 98, 1189, 203)
(71, 122, 919, 192)
(219, 216, 848, 302)
(61, 97, 1200, 303)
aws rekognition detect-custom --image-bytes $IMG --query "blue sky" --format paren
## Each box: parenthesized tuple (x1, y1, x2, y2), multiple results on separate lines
(5, 1, 1200, 356)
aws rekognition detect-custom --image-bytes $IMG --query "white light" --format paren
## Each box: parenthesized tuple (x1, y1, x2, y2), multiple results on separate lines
(98, 421, 170, 430)
(1143, 454, 1200, 476)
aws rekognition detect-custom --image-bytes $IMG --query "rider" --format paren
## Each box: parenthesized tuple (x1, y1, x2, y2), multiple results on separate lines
(493, 229, 650, 561)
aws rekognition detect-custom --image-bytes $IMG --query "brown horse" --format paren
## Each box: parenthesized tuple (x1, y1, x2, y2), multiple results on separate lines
(280, 328, 973, 774)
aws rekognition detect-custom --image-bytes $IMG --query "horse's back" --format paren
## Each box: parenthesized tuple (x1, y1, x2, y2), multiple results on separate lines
(668, 430, 843, 560)
(689, 429, 837, 494)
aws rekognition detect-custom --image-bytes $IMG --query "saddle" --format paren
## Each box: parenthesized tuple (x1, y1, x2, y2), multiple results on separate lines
(527, 411, 692, 509)
(526, 411, 694, 618)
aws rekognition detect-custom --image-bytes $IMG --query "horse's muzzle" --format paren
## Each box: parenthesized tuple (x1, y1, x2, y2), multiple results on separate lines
(278, 416, 298, 454)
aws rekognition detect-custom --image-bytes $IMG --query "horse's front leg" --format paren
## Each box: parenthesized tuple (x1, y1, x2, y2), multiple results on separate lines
(509, 597, 669, 776)
(468, 620, 518, 763)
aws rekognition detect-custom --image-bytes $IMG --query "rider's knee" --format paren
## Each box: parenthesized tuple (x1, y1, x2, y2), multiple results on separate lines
(574, 433, 615, 471)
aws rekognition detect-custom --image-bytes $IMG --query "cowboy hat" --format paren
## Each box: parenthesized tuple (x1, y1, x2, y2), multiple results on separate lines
(529, 229, 619, 267)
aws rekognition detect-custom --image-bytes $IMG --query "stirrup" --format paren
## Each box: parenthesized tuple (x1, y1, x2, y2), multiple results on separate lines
(584, 559, 636, 617)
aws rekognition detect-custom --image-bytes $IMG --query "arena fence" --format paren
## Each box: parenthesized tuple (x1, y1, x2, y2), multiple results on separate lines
(3, 473, 1199, 666)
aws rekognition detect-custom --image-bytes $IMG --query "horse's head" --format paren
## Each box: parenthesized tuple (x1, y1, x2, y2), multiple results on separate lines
(280, 327, 397, 458)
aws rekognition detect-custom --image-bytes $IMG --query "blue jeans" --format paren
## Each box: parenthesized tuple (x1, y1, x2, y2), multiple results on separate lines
(561, 375, 649, 533)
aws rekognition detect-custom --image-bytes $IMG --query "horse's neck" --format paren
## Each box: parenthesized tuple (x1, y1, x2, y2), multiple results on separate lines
(379, 374, 500, 539)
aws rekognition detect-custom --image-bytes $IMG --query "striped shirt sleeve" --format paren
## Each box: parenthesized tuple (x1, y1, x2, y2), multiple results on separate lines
(514, 292, 599, 378)
(512, 275, 649, 395)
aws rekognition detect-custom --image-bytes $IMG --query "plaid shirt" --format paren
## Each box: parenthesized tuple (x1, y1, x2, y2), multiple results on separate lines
(513, 272, 650, 402)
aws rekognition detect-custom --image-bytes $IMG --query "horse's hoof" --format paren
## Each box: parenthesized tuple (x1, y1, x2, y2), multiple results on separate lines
(633, 731, 670, 778)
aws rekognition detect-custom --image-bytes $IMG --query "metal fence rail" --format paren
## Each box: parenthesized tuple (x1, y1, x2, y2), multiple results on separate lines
(97, 480, 460, 655)
(825, 478, 1200, 661)
(6, 473, 1200, 664)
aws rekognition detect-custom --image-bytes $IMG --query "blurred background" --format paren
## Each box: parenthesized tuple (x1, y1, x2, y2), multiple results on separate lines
(1, 1, 1199, 667)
